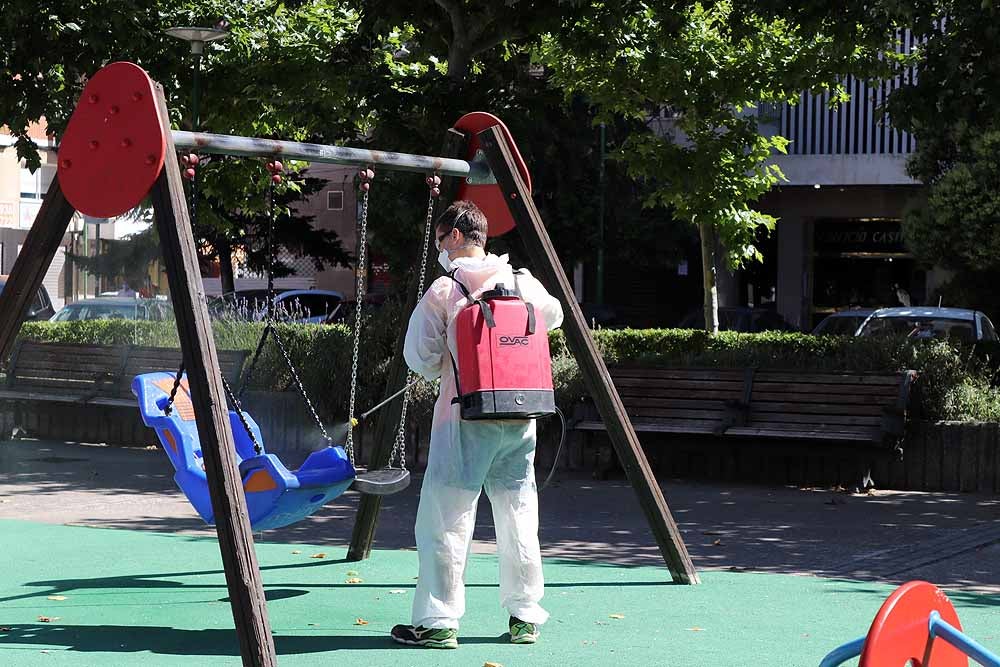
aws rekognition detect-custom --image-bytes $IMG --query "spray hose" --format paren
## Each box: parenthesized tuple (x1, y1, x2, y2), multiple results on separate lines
(540, 406, 567, 492)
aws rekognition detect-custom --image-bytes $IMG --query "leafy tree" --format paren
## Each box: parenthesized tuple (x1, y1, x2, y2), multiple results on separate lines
(67, 225, 161, 293)
(541, 1, 902, 332)
(886, 1, 1000, 317)
(2, 0, 357, 293)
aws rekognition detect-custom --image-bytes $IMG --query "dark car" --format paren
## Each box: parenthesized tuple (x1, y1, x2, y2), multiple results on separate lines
(811, 308, 876, 337)
(323, 294, 387, 325)
(0, 275, 56, 321)
(50, 297, 174, 322)
(678, 306, 798, 333)
(210, 289, 345, 324)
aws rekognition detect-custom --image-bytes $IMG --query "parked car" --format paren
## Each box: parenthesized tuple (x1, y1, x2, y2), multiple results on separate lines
(855, 307, 999, 342)
(209, 289, 345, 324)
(811, 308, 876, 336)
(677, 306, 798, 333)
(50, 297, 174, 322)
(323, 294, 387, 325)
(0, 275, 55, 321)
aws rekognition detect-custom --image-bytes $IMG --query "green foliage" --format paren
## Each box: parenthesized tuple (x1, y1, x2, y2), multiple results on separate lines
(540, 1, 899, 273)
(901, 132, 1000, 273)
(20, 321, 1000, 423)
(3, 1, 359, 287)
(548, 328, 1000, 422)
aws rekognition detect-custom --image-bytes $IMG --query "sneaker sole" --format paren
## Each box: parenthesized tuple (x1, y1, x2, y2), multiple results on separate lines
(511, 634, 539, 644)
(392, 636, 458, 649)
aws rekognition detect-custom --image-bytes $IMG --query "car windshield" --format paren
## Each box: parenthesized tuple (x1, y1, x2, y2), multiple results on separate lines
(859, 316, 976, 342)
(53, 303, 149, 321)
(814, 316, 866, 336)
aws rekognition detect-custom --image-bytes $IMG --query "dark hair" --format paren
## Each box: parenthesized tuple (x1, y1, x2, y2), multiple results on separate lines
(436, 200, 488, 247)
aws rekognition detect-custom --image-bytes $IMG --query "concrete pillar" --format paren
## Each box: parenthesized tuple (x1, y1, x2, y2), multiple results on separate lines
(777, 215, 808, 330)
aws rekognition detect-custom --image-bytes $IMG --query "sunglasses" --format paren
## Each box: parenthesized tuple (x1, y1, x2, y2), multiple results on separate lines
(435, 229, 454, 250)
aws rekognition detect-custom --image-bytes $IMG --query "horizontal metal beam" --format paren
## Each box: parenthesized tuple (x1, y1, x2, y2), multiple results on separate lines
(172, 131, 483, 179)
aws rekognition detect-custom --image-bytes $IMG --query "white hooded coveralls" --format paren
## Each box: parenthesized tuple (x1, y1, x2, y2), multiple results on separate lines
(403, 252, 563, 630)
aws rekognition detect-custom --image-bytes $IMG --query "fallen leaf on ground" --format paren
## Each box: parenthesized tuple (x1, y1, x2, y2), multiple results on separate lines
(47, 596, 67, 601)
(346, 570, 359, 576)
(291, 550, 302, 555)
(354, 618, 369, 626)
(388, 589, 407, 594)
(484, 662, 503, 667)
(687, 627, 704, 632)
(609, 614, 625, 620)
(346, 578, 363, 584)
(712, 539, 723, 546)
(309, 553, 327, 559)
(37, 616, 59, 623)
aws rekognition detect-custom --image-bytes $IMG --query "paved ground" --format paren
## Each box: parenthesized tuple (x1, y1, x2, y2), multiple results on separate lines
(2, 439, 1000, 593)
(3, 520, 1000, 667)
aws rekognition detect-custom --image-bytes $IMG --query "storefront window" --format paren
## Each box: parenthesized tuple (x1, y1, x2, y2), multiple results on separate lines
(811, 218, 924, 328)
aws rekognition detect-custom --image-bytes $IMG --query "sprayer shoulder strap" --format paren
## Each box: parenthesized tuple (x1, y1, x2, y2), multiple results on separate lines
(511, 269, 536, 335)
(446, 270, 495, 329)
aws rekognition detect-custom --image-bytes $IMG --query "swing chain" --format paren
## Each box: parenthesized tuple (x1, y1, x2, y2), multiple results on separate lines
(389, 178, 439, 469)
(221, 373, 263, 455)
(163, 362, 185, 415)
(271, 321, 331, 443)
(345, 167, 374, 463)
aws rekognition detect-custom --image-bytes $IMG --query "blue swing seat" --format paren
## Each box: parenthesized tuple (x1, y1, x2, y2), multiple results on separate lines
(132, 372, 356, 531)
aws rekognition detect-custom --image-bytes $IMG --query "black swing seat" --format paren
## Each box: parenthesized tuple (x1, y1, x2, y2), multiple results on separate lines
(351, 468, 411, 495)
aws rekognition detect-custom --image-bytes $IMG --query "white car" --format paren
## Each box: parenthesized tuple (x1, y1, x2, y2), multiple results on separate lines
(855, 307, 999, 342)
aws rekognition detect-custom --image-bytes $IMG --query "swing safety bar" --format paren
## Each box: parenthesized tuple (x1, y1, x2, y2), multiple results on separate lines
(819, 612, 1000, 667)
(172, 130, 490, 179)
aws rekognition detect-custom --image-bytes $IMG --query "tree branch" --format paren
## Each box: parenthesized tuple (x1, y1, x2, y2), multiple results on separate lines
(434, 0, 466, 45)
(470, 27, 527, 57)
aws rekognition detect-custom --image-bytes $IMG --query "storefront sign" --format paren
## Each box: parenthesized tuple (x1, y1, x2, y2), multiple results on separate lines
(814, 219, 907, 254)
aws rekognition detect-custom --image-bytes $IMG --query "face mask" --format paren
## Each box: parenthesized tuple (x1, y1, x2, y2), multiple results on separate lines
(437, 249, 453, 272)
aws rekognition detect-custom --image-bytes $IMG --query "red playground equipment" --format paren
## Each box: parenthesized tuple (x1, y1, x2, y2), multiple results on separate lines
(820, 580, 1000, 666)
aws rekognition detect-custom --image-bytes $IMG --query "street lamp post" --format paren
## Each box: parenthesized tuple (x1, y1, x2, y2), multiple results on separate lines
(164, 25, 229, 131)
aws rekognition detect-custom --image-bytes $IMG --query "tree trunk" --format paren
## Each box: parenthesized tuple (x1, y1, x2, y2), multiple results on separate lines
(448, 42, 472, 81)
(218, 237, 236, 295)
(699, 221, 719, 335)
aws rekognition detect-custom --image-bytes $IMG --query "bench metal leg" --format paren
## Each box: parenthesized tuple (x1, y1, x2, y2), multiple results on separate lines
(853, 459, 874, 494)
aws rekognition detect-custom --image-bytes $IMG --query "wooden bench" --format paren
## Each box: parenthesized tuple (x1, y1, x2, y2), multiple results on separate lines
(570, 366, 917, 488)
(572, 367, 748, 436)
(0, 341, 247, 445)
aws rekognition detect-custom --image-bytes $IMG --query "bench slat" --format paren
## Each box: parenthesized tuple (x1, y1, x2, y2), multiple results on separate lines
(613, 377, 743, 392)
(726, 426, 882, 442)
(609, 367, 747, 379)
(754, 385, 899, 398)
(750, 401, 884, 417)
(574, 419, 721, 434)
(747, 412, 882, 426)
(753, 372, 902, 385)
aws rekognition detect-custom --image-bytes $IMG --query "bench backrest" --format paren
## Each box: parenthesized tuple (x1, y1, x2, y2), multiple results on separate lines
(743, 370, 915, 437)
(608, 366, 747, 431)
(6, 341, 247, 399)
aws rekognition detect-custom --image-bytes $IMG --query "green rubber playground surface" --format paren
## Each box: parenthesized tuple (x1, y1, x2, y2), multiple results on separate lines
(1, 520, 999, 666)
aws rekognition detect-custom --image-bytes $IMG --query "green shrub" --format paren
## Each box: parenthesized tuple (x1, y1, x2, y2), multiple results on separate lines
(17, 320, 1000, 423)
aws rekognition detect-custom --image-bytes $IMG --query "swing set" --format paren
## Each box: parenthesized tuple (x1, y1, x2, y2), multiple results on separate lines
(0, 61, 698, 666)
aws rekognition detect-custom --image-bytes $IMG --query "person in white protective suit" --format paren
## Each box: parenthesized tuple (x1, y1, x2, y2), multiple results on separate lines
(390, 200, 563, 650)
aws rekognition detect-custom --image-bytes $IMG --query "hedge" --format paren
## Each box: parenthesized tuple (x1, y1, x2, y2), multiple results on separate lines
(16, 316, 1000, 423)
